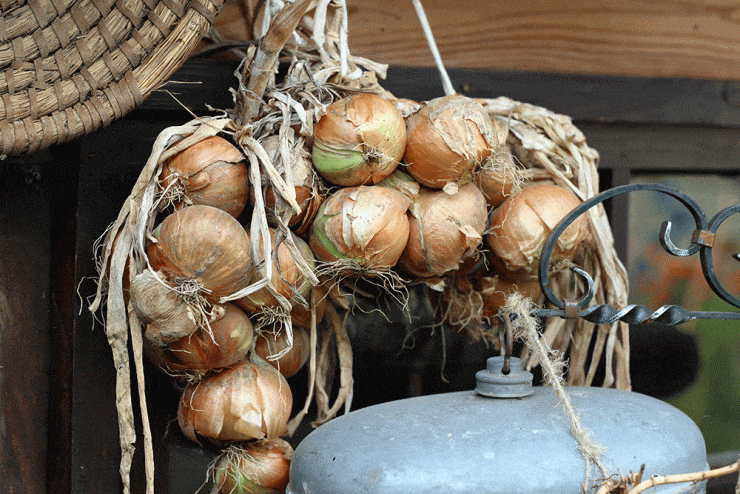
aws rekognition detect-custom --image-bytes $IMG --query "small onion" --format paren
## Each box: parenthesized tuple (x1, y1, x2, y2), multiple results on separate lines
(312, 93, 406, 186)
(212, 439, 293, 494)
(178, 353, 292, 444)
(236, 229, 315, 313)
(160, 136, 249, 218)
(404, 94, 495, 189)
(254, 324, 310, 378)
(130, 268, 198, 346)
(164, 303, 254, 372)
(309, 185, 411, 270)
(398, 183, 488, 277)
(476, 143, 526, 208)
(147, 205, 253, 303)
(486, 184, 589, 279)
(476, 274, 542, 319)
(260, 134, 324, 235)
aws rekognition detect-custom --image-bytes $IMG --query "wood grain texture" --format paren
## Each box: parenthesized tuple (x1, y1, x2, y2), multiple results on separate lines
(211, 0, 740, 81)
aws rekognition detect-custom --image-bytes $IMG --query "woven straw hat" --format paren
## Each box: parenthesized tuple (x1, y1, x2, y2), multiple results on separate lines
(0, 0, 223, 156)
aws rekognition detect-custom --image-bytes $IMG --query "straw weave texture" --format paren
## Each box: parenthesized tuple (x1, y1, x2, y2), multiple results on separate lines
(0, 0, 223, 156)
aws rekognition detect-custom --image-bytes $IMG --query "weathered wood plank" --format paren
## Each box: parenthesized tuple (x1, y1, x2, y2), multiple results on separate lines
(212, 0, 740, 81)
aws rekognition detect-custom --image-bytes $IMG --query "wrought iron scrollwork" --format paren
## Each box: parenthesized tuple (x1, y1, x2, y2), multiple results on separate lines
(531, 183, 740, 324)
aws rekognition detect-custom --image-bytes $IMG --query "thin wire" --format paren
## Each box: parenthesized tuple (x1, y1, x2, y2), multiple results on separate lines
(411, 0, 455, 96)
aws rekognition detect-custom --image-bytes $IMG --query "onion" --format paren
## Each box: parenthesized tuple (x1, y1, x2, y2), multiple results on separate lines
(404, 94, 495, 189)
(312, 93, 406, 186)
(236, 229, 315, 313)
(164, 303, 254, 372)
(310, 185, 411, 270)
(160, 136, 249, 218)
(212, 439, 293, 494)
(486, 183, 589, 279)
(260, 133, 324, 235)
(147, 205, 253, 303)
(476, 143, 526, 208)
(178, 353, 292, 444)
(130, 268, 198, 346)
(398, 183, 488, 277)
(254, 324, 310, 378)
(476, 274, 542, 319)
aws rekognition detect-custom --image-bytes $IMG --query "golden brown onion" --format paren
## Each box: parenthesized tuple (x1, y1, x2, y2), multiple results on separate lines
(312, 93, 406, 186)
(213, 439, 293, 494)
(309, 185, 411, 270)
(178, 354, 292, 444)
(236, 229, 315, 313)
(164, 303, 254, 372)
(254, 324, 310, 378)
(130, 269, 198, 346)
(404, 94, 495, 189)
(477, 274, 542, 319)
(398, 183, 488, 277)
(486, 183, 588, 279)
(476, 144, 526, 208)
(147, 205, 253, 303)
(160, 136, 249, 218)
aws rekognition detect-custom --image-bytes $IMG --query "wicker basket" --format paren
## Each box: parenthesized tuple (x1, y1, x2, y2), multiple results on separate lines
(0, 0, 223, 156)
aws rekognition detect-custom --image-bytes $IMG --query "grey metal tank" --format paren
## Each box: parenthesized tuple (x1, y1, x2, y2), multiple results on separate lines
(287, 356, 708, 494)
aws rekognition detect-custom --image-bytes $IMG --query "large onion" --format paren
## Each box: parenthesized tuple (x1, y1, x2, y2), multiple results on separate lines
(254, 324, 310, 378)
(310, 185, 411, 270)
(160, 136, 249, 218)
(162, 303, 254, 373)
(178, 354, 292, 444)
(236, 229, 315, 313)
(147, 205, 253, 303)
(312, 93, 406, 186)
(398, 183, 488, 277)
(212, 439, 293, 494)
(404, 94, 496, 189)
(486, 183, 589, 279)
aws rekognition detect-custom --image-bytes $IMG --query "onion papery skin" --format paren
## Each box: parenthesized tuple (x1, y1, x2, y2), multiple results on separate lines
(486, 184, 588, 279)
(178, 354, 292, 444)
(259, 134, 324, 235)
(254, 325, 310, 378)
(476, 146, 524, 208)
(404, 94, 495, 189)
(213, 439, 293, 494)
(147, 205, 253, 303)
(130, 269, 198, 347)
(309, 185, 412, 270)
(312, 93, 406, 186)
(161, 136, 249, 218)
(164, 303, 254, 372)
(236, 230, 315, 313)
(398, 183, 488, 277)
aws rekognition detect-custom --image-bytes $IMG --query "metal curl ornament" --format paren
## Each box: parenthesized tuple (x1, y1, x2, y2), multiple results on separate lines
(531, 183, 740, 325)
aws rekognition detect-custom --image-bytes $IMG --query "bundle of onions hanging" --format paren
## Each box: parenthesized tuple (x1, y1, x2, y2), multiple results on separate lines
(259, 133, 324, 235)
(254, 324, 311, 378)
(211, 439, 293, 494)
(312, 93, 407, 186)
(159, 135, 249, 219)
(487, 183, 590, 280)
(404, 94, 496, 190)
(398, 182, 488, 278)
(310, 185, 412, 274)
(147, 303, 254, 376)
(147, 205, 254, 304)
(178, 353, 292, 445)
